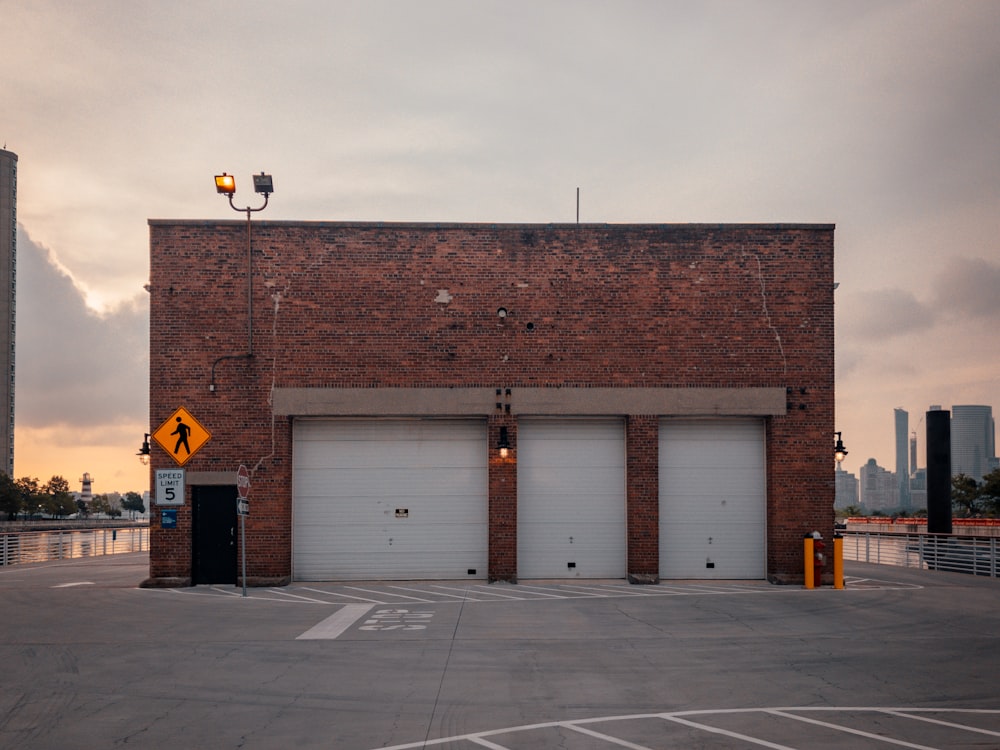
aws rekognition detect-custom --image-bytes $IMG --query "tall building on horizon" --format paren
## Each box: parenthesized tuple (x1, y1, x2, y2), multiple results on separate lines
(0, 148, 16, 477)
(894, 408, 911, 508)
(860, 457, 897, 511)
(951, 405, 995, 481)
(835, 464, 859, 509)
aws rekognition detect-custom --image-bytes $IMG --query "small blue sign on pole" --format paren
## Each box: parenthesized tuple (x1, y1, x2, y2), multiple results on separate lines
(161, 509, 178, 529)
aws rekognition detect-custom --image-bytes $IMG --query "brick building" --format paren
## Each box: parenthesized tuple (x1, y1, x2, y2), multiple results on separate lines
(145, 221, 835, 586)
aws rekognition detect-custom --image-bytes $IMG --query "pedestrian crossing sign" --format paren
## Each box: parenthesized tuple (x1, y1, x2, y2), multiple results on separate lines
(152, 407, 212, 467)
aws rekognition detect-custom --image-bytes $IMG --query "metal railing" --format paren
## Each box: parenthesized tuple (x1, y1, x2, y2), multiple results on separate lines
(0, 526, 149, 566)
(842, 531, 998, 578)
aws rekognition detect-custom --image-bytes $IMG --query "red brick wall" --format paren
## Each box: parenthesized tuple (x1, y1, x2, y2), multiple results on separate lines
(626, 416, 659, 579)
(488, 414, 517, 581)
(147, 221, 835, 584)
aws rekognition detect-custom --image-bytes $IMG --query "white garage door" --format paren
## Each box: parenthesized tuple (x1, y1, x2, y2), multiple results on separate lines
(517, 419, 626, 579)
(660, 420, 766, 579)
(293, 419, 488, 580)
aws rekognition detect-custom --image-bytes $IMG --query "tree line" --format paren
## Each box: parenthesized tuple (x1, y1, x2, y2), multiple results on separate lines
(951, 469, 1000, 518)
(0, 472, 146, 521)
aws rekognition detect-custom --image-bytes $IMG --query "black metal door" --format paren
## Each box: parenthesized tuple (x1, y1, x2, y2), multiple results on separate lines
(192, 485, 237, 585)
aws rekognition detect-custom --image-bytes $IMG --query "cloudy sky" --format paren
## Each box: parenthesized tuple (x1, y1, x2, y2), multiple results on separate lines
(4, 0, 999, 494)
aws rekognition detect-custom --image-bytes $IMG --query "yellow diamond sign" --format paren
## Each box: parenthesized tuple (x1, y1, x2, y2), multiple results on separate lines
(152, 407, 212, 467)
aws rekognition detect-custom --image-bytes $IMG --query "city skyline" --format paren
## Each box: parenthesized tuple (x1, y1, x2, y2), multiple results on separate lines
(874, 404, 997, 479)
(840, 403, 997, 512)
(3, 2, 999, 491)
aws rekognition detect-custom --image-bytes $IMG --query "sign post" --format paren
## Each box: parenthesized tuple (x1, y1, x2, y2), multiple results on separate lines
(236, 465, 250, 598)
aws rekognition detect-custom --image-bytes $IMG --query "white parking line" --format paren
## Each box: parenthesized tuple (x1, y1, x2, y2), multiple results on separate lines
(662, 715, 798, 749)
(370, 708, 1000, 750)
(767, 709, 939, 749)
(509, 584, 583, 598)
(296, 604, 373, 640)
(884, 709, 1000, 737)
(466, 585, 534, 600)
(563, 722, 656, 749)
(467, 738, 509, 749)
(296, 587, 387, 603)
(347, 586, 435, 603)
(392, 585, 477, 601)
(265, 588, 332, 604)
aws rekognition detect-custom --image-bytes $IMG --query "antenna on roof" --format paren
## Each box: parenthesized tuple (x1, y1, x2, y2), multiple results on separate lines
(576, 187, 580, 225)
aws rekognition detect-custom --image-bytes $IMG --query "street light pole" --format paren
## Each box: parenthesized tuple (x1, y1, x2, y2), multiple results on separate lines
(214, 172, 273, 357)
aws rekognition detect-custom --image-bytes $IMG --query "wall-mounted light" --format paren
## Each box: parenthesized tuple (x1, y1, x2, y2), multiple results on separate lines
(498, 426, 511, 459)
(137, 433, 151, 465)
(497, 307, 508, 319)
(834, 432, 848, 463)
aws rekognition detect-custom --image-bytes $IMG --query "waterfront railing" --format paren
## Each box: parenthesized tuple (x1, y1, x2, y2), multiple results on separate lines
(842, 530, 998, 578)
(1, 525, 149, 566)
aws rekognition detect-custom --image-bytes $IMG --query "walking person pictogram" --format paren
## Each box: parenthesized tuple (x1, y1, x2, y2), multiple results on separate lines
(152, 408, 211, 467)
(171, 416, 192, 456)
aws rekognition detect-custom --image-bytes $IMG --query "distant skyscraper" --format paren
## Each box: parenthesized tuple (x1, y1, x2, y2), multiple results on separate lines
(910, 468, 927, 512)
(0, 148, 15, 476)
(835, 465, 859, 509)
(894, 408, 910, 508)
(859, 458, 898, 511)
(951, 405, 995, 481)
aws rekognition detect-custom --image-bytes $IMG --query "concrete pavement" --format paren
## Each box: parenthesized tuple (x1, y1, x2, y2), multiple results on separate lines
(2, 553, 999, 748)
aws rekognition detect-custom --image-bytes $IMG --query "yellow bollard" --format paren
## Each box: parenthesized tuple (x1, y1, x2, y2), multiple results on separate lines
(833, 535, 844, 589)
(804, 535, 815, 589)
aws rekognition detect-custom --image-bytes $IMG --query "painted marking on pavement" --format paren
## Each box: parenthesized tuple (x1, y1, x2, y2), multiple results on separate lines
(370, 708, 1000, 750)
(884, 709, 1000, 737)
(266, 588, 334, 604)
(663, 715, 797, 749)
(296, 587, 388, 603)
(564, 723, 657, 749)
(358, 608, 435, 631)
(297, 604, 373, 640)
(393, 584, 480, 601)
(51, 581, 95, 588)
(767, 709, 939, 749)
(347, 585, 436, 603)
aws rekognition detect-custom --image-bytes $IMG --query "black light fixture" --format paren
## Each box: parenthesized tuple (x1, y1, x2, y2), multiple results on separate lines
(834, 432, 848, 463)
(137, 433, 151, 465)
(498, 426, 511, 459)
(252, 172, 274, 194)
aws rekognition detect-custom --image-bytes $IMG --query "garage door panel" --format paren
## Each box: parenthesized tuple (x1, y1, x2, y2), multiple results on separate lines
(518, 419, 626, 579)
(664, 474, 759, 495)
(295, 440, 484, 470)
(518, 465, 621, 491)
(295, 500, 486, 526)
(664, 495, 764, 524)
(519, 495, 625, 525)
(293, 419, 487, 580)
(660, 420, 766, 580)
(297, 467, 485, 497)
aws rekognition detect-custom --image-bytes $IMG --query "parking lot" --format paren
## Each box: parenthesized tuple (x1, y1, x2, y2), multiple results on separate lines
(2, 553, 999, 748)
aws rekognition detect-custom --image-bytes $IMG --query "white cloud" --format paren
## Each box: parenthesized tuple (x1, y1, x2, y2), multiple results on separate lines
(15, 227, 147, 428)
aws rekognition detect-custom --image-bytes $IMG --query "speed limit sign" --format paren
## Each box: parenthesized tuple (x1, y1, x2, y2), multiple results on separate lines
(155, 469, 185, 506)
